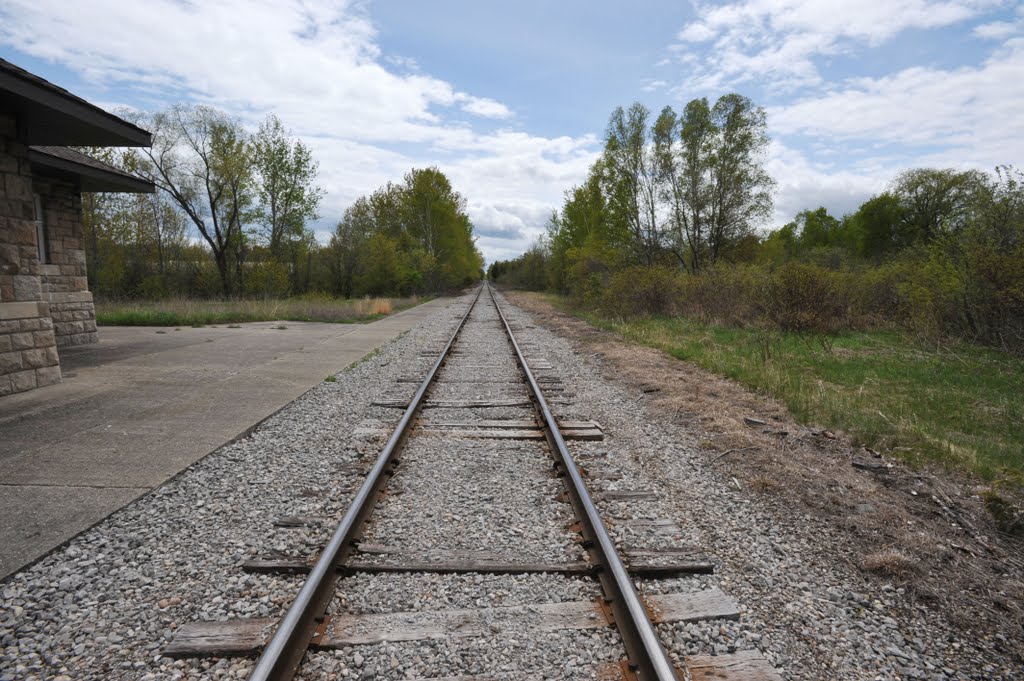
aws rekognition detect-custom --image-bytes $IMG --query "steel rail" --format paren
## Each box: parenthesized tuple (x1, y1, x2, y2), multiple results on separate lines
(487, 283, 680, 681)
(248, 285, 484, 681)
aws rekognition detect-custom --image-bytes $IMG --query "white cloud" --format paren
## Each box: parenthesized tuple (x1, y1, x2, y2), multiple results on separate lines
(670, 0, 1005, 91)
(0, 0, 593, 260)
(769, 39, 1024, 168)
(660, 0, 1022, 230)
(677, 22, 715, 42)
(764, 141, 888, 226)
(973, 20, 1020, 39)
(456, 94, 513, 119)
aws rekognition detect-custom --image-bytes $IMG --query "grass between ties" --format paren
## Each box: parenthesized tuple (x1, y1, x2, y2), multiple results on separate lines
(95, 295, 425, 327)
(548, 296, 1023, 483)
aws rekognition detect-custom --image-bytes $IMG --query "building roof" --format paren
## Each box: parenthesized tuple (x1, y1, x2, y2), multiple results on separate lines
(0, 58, 151, 147)
(29, 146, 155, 193)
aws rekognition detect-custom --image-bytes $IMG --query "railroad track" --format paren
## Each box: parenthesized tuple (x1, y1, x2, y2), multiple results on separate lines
(165, 284, 780, 680)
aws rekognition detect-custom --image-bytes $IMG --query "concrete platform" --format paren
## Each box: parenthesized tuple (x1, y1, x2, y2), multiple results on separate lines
(0, 297, 454, 579)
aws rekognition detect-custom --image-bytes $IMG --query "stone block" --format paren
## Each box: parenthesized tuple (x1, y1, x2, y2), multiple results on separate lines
(0, 153, 17, 174)
(9, 368, 36, 392)
(33, 329, 55, 347)
(35, 364, 61, 387)
(0, 300, 41, 321)
(19, 318, 41, 331)
(0, 335, 9, 352)
(22, 347, 50, 368)
(10, 332, 33, 349)
(0, 373, 12, 396)
(0, 349, 23, 373)
(0, 320, 19, 334)
(0, 220, 36, 246)
(4, 173, 33, 202)
(12, 275, 41, 301)
(43, 345, 59, 365)
(0, 243, 18, 274)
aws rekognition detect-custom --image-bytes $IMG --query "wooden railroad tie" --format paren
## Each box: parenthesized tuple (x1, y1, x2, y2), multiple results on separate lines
(353, 418, 604, 441)
(166, 589, 741, 654)
(243, 541, 714, 577)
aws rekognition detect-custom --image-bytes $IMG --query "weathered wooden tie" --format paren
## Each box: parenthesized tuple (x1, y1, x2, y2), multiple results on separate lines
(165, 589, 738, 657)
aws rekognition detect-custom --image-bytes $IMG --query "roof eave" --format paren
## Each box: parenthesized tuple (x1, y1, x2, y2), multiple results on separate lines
(0, 69, 152, 147)
(28, 149, 155, 193)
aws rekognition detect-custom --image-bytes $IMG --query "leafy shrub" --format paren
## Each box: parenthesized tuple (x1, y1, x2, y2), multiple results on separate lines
(245, 260, 291, 297)
(679, 264, 769, 327)
(600, 265, 685, 318)
(565, 242, 621, 307)
(766, 262, 851, 336)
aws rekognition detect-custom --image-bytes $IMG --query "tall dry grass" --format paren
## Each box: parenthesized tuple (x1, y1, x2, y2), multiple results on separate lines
(96, 295, 416, 326)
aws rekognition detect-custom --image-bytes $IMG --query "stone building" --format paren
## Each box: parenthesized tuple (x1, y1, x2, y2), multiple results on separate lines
(1, 58, 154, 396)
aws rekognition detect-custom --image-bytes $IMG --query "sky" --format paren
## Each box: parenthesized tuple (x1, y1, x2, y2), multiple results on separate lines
(1, 0, 1022, 263)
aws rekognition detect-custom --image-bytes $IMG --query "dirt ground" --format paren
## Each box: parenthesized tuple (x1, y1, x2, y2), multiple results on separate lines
(507, 291, 1024, 665)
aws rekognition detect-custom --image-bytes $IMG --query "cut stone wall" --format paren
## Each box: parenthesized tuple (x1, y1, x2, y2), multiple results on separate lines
(0, 302, 60, 395)
(33, 177, 98, 347)
(0, 113, 61, 396)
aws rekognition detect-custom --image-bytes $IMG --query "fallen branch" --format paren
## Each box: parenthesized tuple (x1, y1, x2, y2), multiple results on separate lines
(707, 446, 757, 465)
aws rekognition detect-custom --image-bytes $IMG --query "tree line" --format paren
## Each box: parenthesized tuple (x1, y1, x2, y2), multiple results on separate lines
(81, 104, 481, 299)
(490, 98, 1024, 353)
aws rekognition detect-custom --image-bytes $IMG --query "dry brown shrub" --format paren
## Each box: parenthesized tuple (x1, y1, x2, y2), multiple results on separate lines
(862, 550, 920, 578)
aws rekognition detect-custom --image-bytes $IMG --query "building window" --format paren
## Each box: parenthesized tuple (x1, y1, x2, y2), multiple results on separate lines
(34, 193, 47, 263)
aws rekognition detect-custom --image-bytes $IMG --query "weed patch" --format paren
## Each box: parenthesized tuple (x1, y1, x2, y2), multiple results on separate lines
(563, 303, 1023, 481)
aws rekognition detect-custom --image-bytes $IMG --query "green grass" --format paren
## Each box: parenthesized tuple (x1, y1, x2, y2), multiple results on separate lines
(559, 300, 1024, 482)
(95, 295, 426, 327)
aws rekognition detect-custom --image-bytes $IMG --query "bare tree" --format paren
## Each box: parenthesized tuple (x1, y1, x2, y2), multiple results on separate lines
(135, 104, 252, 295)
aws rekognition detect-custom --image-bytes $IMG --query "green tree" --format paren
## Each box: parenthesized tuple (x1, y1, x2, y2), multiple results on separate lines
(251, 114, 323, 288)
(706, 94, 774, 263)
(795, 207, 841, 251)
(890, 168, 987, 246)
(401, 167, 480, 289)
(329, 197, 373, 297)
(847, 193, 904, 259)
(328, 167, 482, 296)
(601, 102, 662, 265)
(651, 95, 773, 271)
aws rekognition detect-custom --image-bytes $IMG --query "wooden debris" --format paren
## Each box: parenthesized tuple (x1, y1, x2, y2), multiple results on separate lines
(851, 459, 891, 473)
(272, 515, 327, 528)
(163, 619, 269, 657)
(686, 650, 783, 680)
(647, 589, 741, 624)
(598, 490, 659, 502)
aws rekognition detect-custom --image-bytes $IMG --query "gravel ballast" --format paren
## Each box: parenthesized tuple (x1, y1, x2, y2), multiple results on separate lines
(3, 288, 1017, 680)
